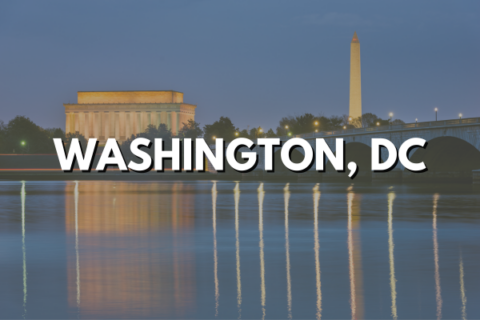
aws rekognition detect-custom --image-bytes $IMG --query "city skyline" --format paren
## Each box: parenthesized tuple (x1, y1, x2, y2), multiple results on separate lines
(0, 1, 479, 130)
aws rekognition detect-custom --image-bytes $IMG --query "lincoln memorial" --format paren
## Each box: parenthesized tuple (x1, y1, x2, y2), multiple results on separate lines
(64, 90, 196, 143)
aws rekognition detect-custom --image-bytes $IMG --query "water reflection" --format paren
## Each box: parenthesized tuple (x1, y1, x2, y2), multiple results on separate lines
(212, 181, 219, 316)
(1, 181, 478, 319)
(21, 181, 27, 318)
(347, 188, 364, 320)
(313, 184, 322, 320)
(432, 193, 442, 320)
(459, 253, 467, 320)
(234, 182, 242, 317)
(74, 181, 81, 312)
(284, 183, 292, 319)
(258, 183, 266, 319)
(387, 192, 398, 320)
(65, 182, 196, 318)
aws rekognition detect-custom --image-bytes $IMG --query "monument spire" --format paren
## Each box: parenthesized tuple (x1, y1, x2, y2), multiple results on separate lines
(349, 31, 362, 126)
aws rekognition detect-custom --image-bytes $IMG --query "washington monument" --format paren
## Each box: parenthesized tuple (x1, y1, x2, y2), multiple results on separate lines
(349, 31, 362, 124)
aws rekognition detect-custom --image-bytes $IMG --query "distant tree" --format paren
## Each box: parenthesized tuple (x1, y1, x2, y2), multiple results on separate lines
(361, 113, 376, 127)
(360, 113, 391, 127)
(0, 120, 6, 153)
(277, 114, 318, 135)
(391, 119, 405, 125)
(325, 115, 344, 131)
(276, 113, 347, 135)
(238, 128, 251, 139)
(341, 115, 355, 128)
(143, 124, 173, 140)
(120, 124, 173, 164)
(45, 128, 65, 140)
(203, 117, 237, 144)
(65, 132, 88, 152)
(5, 116, 52, 153)
(265, 128, 277, 138)
(178, 119, 203, 139)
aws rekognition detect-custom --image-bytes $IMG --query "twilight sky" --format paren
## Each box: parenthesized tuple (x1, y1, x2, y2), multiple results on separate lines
(0, 0, 479, 131)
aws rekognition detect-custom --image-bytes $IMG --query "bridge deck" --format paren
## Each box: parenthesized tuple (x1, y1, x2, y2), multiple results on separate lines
(281, 117, 480, 141)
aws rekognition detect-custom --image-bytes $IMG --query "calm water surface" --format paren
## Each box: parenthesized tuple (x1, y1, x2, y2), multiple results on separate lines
(0, 180, 479, 319)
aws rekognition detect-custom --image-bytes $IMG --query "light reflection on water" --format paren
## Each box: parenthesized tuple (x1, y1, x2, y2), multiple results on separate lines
(0, 180, 479, 319)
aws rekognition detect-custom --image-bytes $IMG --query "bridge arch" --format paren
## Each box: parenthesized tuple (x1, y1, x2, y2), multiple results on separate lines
(410, 136, 480, 172)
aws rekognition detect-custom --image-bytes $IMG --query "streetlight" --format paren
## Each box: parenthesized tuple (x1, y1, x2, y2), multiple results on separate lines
(254, 127, 264, 139)
(314, 121, 319, 126)
(21, 141, 26, 146)
(213, 136, 216, 140)
(459, 113, 463, 119)
(343, 125, 347, 130)
(376, 122, 380, 126)
(415, 118, 418, 127)
(288, 132, 292, 137)
(285, 125, 289, 129)
(434, 108, 438, 121)
(235, 132, 239, 136)
(315, 129, 318, 133)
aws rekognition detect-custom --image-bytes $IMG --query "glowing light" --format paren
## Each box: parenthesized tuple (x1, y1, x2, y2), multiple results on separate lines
(435, 108, 438, 112)
(21, 141, 26, 146)
(284, 184, 292, 319)
(213, 136, 216, 140)
(288, 132, 292, 136)
(235, 132, 239, 136)
(314, 121, 319, 126)
(433, 194, 442, 320)
(259, 128, 263, 133)
(376, 122, 380, 126)
(313, 184, 322, 319)
(459, 113, 463, 119)
(347, 192, 357, 319)
(258, 183, 266, 319)
(212, 182, 219, 316)
(389, 112, 393, 118)
(285, 125, 289, 129)
(75, 182, 81, 310)
(234, 183, 242, 316)
(388, 192, 398, 320)
(343, 126, 347, 129)
(459, 254, 467, 320)
(315, 129, 318, 133)
(347, 190, 364, 319)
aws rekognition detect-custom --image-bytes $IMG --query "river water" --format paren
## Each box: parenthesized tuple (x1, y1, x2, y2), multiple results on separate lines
(0, 180, 478, 319)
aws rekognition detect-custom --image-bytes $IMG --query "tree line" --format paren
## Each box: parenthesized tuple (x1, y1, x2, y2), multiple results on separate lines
(0, 113, 404, 154)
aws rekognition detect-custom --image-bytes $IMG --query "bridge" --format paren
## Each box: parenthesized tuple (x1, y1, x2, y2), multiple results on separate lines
(219, 117, 480, 181)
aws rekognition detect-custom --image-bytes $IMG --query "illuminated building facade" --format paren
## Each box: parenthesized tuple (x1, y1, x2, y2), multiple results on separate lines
(64, 90, 196, 143)
(349, 32, 362, 125)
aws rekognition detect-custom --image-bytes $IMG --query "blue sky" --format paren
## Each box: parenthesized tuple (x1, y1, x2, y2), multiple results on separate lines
(0, 0, 479, 131)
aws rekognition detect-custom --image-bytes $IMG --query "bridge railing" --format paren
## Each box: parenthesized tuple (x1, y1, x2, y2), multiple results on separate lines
(284, 117, 480, 140)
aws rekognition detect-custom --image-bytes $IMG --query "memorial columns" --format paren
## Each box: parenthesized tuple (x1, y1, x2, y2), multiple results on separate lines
(171, 111, 177, 136)
(94, 112, 100, 139)
(83, 113, 89, 138)
(104, 112, 110, 140)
